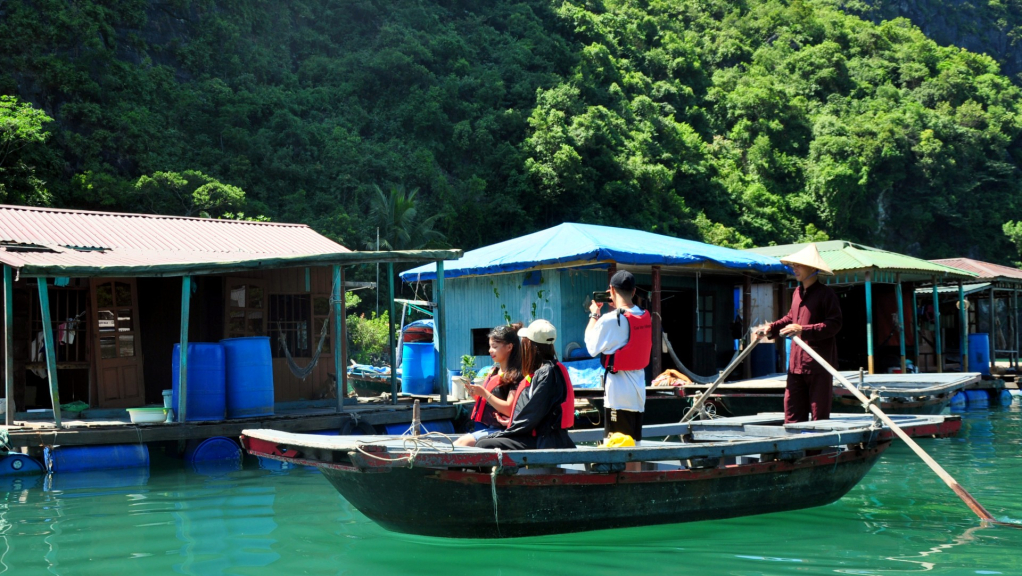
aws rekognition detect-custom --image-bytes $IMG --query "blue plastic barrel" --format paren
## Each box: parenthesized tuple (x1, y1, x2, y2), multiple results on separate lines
(964, 389, 989, 409)
(220, 337, 274, 419)
(172, 343, 226, 422)
(0, 454, 44, 476)
(751, 343, 776, 376)
(45, 444, 149, 473)
(185, 437, 242, 463)
(950, 391, 967, 411)
(968, 333, 991, 375)
(401, 342, 436, 395)
(997, 389, 1014, 406)
(44, 468, 150, 493)
(384, 419, 455, 436)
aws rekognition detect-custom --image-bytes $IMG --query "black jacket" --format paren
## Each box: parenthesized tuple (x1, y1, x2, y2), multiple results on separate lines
(488, 361, 575, 450)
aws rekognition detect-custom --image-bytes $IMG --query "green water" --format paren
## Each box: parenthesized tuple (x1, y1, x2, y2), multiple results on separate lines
(3, 405, 1022, 576)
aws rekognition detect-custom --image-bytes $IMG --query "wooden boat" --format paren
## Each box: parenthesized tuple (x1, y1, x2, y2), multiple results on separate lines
(240, 413, 959, 538)
(683, 372, 980, 418)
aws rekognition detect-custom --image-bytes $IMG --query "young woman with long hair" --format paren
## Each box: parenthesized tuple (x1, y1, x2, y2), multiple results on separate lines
(453, 323, 523, 447)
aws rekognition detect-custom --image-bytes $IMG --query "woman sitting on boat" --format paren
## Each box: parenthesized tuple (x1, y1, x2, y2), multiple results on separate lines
(476, 320, 576, 450)
(454, 323, 524, 447)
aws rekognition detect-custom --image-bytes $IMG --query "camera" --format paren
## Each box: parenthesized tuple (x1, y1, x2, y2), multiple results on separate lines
(592, 290, 613, 303)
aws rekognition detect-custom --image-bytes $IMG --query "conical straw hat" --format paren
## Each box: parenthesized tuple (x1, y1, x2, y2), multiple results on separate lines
(780, 244, 833, 276)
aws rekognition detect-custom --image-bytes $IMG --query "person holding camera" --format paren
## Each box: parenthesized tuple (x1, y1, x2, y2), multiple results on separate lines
(753, 244, 842, 423)
(585, 270, 652, 451)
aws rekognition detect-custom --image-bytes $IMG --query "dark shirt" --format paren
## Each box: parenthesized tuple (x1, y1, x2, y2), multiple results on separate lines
(471, 369, 511, 429)
(769, 281, 842, 374)
(487, 361, 575, 449)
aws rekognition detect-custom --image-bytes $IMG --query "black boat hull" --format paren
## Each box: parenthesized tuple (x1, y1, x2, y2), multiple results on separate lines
(317, 443, 889, 538)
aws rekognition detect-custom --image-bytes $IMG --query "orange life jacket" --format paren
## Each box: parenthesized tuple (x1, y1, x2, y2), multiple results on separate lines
(601, 309, 652, 373)
(469, 369, 502, 424)
(507, 362, 575, 432)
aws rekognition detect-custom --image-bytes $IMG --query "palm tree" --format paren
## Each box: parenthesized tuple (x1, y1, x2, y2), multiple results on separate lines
(364, 185, 446, 250)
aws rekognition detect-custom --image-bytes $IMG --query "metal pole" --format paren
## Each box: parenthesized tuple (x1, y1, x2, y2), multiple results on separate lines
(959, 281, 968, 372)
(387, 262, 397, 405)
(1014, 288, 1019, 369)
(333, 265, 344, 412)
(896, 274, 907, 374)
(743, 275, 752, 379)
(865, 271, 874, 374)
(988, 285, 996, 374)
(912, 286, 920, 366)
(4, 266, 14, 425)
(37, 278, 61, 427)
(651, 265, 662, 377)
(437, 261, 447, 406)
(178, 275, 192, 422)
(933, 278, 942, 373)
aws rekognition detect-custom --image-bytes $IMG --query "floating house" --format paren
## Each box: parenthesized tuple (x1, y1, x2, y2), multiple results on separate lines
(0, 205, 458, 430)
(400, 223, 789, 382)
(924, 258, 1022, 372)
(747, 241, 977, 374)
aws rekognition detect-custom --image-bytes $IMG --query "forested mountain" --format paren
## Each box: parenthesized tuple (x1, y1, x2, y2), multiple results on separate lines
(1, 0, 1020, 262)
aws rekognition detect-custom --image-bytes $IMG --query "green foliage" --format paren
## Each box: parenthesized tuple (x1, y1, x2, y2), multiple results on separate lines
(0, 95, 53, 205)
(459, 354, 477, 381)
(1, 0, 1021, 263)
(1003, 220, 1022, 266)
(346, 310, 391, 365)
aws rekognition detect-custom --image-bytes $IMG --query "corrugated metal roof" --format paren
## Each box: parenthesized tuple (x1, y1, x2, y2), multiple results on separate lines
(915, 282, 991, 296)
(929, 258, 1022, 282)
(0, 204, 354, 275)
(747, 241, 975, 281)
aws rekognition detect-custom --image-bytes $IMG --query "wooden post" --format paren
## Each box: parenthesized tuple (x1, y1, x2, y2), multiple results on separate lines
(37, 278, 61, 426)
(333, 265, 344, 412)
(959, 281, 968, 372)
(650, 265, 662, 377)
(387, 262, 397, 405)
(988, 285, 996, 374)
(895, 275, 907, 374)
(4, 266, 14, 425)
(932, 278, 942, 373)
(178, 275, 192, 422)
(607, 263, 617, 286)
(865, 271, 874, 374)
(437, 261, 447, 406)
(1014, 288, 1019, 369)
(743, 275, 752, 379)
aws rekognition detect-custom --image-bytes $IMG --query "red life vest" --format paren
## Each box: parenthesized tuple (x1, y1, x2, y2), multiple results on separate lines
(601, 309, 652, 373)
(469, 369, 502, 423)
(507, 363, 575, 432)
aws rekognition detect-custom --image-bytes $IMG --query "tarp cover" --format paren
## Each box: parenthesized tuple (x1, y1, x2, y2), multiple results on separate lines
(401, 223, 788, 281)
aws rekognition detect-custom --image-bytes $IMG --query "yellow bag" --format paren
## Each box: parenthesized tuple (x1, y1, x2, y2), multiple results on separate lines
(602, 432, 635, 448)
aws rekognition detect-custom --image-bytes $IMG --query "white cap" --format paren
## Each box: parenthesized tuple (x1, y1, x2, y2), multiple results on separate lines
(518, 319, 556, 345)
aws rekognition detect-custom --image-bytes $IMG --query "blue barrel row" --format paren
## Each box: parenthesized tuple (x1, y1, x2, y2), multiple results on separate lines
(172, 336, 275, 421)
(950, 388, 1014, 409)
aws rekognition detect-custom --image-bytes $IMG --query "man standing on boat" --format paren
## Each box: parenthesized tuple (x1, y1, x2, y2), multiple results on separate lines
(585, 270, 652, 452)
(754, 244, 842, 423)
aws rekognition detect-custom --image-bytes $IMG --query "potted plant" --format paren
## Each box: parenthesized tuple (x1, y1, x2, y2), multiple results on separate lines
(451, 355, 476, 401)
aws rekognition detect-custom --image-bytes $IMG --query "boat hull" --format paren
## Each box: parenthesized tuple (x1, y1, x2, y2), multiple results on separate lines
(719, 393, 951, 417)
(315, 443, 889, 538)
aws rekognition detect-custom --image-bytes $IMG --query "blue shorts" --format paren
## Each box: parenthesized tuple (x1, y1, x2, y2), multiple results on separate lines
(470, 427, 502, 442)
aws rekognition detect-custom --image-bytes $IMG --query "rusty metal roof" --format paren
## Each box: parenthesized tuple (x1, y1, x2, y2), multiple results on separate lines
(929, 258, 1022, 283)
(0, 205, 461, 277)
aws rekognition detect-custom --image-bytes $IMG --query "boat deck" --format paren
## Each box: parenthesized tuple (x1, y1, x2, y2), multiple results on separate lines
(683, 371, 982, 396)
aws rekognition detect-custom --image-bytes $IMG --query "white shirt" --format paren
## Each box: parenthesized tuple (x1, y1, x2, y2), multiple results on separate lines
(584, 305, 646, 412)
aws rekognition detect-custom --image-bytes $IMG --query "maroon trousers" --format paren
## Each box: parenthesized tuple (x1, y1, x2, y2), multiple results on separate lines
(784, 372, 832, 423)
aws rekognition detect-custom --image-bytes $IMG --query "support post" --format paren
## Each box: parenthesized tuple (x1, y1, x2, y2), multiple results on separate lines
(743, 275, 752, 379)
(959, 281, 968, 372)
(36, 278, 61, 426)
(896, 274, 907, 374)
(912, 286, 920, 365)
(388, 263, 397, 405)
(988, 285, 996, 375)
(607, 263, 617, 286)
(865, 271, 874, 374)
(437, 261, 447, 406)
(1014, 288, 1019, 369)
(650, 265, 662, 377)
(333, 265, 345, 412)
(4, 266, 14, 426)
(933, 278, 942, 373)
(178, 275, 192, 422)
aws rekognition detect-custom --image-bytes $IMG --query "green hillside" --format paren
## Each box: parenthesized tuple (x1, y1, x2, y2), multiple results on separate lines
(1, 0, 1020, 262)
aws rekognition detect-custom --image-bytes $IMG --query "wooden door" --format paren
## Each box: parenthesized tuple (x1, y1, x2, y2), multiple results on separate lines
(91, 278, 145, 407)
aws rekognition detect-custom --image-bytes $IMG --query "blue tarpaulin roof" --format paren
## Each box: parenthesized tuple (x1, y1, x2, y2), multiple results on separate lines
(400, 223, 788, 281)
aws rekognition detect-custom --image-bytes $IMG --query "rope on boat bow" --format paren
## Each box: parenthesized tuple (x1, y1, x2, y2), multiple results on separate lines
(491, 448, 502, 537)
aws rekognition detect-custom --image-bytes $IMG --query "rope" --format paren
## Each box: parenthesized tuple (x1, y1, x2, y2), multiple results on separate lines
(278, 318, 331, 380)
(492, 448, 503, 536)
(351, 431, 456, 465)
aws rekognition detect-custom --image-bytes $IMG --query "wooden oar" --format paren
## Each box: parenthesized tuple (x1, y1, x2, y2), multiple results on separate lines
(790, 335, 1019, 529)
(680, 338, 761, 423)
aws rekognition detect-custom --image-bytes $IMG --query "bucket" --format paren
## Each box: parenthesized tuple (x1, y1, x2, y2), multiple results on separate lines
(447, 369, 467, 401)
(162, 389, 173, 409)
(964, 389, 989, 409)
(400, 342, 436, 395)
(0, 454, 44, 476)
(220, 337, 274, 419)
(968, 333, 991, 375)
(751, 343, 776, 377)
(384, 420, 455, 436)
(45, 444, 150, 473)
(172, 343, 227, 422)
